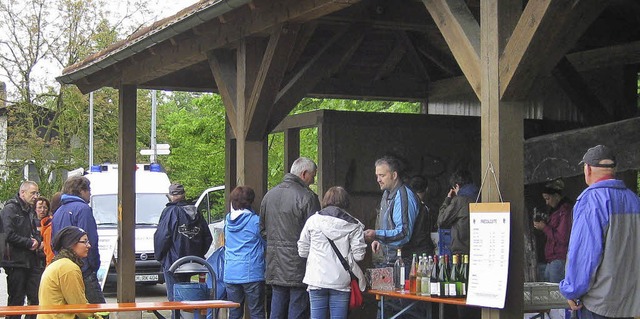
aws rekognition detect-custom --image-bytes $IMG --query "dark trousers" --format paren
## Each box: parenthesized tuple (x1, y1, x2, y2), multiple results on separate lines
(83, 271, 106, 304)
(269, 285, 309, 319)
(5, 266, 42, 319)
(226, 281, 266, 319)
(577, 307, 633, 319)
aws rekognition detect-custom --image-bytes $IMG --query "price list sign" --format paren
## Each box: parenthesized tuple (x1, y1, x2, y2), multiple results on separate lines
(465, 203, 510, 309)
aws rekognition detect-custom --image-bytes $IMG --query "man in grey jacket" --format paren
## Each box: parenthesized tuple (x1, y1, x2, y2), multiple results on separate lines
(260, 157, 320, 319)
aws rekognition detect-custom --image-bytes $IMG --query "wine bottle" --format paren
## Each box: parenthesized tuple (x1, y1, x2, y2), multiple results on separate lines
(416, 255, 423, 294)
(460, 254, 469, 297)
(438, 255, 449, 297)
(393, 249, 405, 291)
(449, 254, 459, 297)
(409, 253, 418, 293)
(420, 253, 430, 296)
(430, 255, 440, 297)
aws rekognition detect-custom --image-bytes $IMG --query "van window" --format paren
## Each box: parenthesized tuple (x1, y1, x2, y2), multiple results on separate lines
(92, 194, 169, 225)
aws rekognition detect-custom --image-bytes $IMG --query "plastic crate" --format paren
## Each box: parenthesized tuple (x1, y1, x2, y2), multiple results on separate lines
(523, 282, 568, 310)
(437, 228, 452, 256)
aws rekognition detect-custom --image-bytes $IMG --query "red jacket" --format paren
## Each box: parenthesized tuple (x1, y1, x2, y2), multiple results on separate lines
(543, 199, 572, 262)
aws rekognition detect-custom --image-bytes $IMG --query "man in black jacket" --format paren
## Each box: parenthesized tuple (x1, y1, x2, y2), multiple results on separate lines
(154, 183, 212, 319)
(1, 181, 42, 319)
(260, 157, 320, 319)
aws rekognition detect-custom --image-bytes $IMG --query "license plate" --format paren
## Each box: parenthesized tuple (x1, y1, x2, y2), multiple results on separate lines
(135, 274, 159, 282)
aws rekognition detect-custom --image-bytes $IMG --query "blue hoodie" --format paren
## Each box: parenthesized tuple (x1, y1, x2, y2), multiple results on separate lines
(51, 194, 100, 274)
(224, 208, 265, 284)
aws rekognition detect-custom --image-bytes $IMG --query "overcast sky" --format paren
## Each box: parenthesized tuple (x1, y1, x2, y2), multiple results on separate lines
(0, 1, 199, 98)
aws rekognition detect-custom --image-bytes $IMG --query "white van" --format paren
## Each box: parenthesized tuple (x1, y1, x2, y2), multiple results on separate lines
(85, 163, 170, 285)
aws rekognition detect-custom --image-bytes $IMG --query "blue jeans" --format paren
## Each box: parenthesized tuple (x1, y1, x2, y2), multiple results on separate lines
(309, 288, 349, 319)
(577, 307, 633, 319)
(226, 281, 266, 319)
(545, 259, 565, 283)
(270, 285, 309, 319)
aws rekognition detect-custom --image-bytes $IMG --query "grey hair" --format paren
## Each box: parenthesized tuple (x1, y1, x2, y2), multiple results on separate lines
(290, 157, 317, 176)
(20, 181, 38, 192)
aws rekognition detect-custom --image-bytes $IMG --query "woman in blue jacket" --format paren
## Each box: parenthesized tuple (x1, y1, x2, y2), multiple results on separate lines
(224, 186, 266, 319)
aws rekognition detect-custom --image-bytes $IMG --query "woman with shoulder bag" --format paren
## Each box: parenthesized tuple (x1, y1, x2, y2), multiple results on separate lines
(298, 186, 366, 319)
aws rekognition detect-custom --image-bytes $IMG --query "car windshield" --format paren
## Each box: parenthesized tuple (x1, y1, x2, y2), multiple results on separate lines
(92, 194, 168, 226)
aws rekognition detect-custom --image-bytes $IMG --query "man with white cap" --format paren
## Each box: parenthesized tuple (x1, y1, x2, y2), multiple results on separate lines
(559, 145, 640, 319)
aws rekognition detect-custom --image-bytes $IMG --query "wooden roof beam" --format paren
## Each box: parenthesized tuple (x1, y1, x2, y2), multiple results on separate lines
(208, 49, 239, 136)
(286, 22, 318, 72)
(267, 25, 366, 134)
(421, 0, 481, 98)
(414, 38, 458, 77)
(83, 0, 360, 92)
(499, 0, 610, 100)
(567, 40, 640, 71)
(396, 31, 430, 82)
(551, 57, 612, 125)
(374, 39, 407, 81)
(245, 24, 301, 140)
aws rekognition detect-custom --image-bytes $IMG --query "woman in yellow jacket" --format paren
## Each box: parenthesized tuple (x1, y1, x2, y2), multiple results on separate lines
(37, 226, 95, 319)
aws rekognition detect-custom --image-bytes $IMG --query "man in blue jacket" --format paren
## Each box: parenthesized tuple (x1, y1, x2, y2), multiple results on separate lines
(51, 175, 104, 303)
(364, 155, 419, 266)
(560, 145, 640, 318)
(154, 183, 213, 313)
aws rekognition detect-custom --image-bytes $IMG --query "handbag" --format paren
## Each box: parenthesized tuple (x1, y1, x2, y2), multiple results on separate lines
(325, 235, 363, 310)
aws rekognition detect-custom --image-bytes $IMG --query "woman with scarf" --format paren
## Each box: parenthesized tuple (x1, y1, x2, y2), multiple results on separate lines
(533, 179, 572, 283)
(37, 226, 94, 319)
(298, 186, 366, 319)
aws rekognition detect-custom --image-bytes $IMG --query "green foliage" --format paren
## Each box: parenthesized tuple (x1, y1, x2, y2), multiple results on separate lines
(157, 93, 226, 205)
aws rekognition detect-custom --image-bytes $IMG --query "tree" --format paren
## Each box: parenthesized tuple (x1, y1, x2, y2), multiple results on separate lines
(0, 0, 154, 199)
(157, 93, 226, 201)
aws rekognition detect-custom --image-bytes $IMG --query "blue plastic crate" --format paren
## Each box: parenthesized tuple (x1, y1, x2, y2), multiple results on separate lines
(173, 282, 209, 301)
(437, 228, 452, 256)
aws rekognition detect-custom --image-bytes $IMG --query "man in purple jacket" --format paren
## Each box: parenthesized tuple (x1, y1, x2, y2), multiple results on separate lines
(51, 176, 105, 304)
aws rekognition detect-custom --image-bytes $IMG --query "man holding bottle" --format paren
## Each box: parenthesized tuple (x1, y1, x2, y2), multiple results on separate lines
(364, 154, 419, 266)
(364, 154, 425, 318)
(560, 145, 640, 318)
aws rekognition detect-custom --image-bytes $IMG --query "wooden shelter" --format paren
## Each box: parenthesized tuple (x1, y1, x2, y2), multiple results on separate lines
(57, 0, 640, 317)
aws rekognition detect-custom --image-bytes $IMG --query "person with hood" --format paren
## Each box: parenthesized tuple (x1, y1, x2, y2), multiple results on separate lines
(224, 186, 266, 319)
(41, 193, 61, 266)
(35, 196, 55, 266)
(298, 186, 366, 319)
(154, 183, 213, 312)
(533, 179, 572, 283)
(51, 176, 104, 304)
(438, 169, 480, 319)
(0, 181, 42, 319)
(38, 226, 94, 319)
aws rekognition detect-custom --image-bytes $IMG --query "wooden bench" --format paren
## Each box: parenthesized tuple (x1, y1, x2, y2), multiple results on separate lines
(0, 300, 239, 316)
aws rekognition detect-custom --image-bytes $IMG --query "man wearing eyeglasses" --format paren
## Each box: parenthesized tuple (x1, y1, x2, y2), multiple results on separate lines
(51, 175, 105, 304)
(0, 181, 42, 319)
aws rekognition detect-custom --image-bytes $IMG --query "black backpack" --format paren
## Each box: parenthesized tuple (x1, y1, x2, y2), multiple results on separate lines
(402, 191, 435, 257)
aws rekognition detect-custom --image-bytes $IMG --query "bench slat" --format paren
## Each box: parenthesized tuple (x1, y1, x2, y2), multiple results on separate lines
(0, 301, 239, 315)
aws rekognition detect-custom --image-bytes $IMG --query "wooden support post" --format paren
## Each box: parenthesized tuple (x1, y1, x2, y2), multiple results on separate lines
(284, 128, 300, 173)
(480, 0, 523, 318)
(242, 140, 267, 209)
(117, 85, 137, 304)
